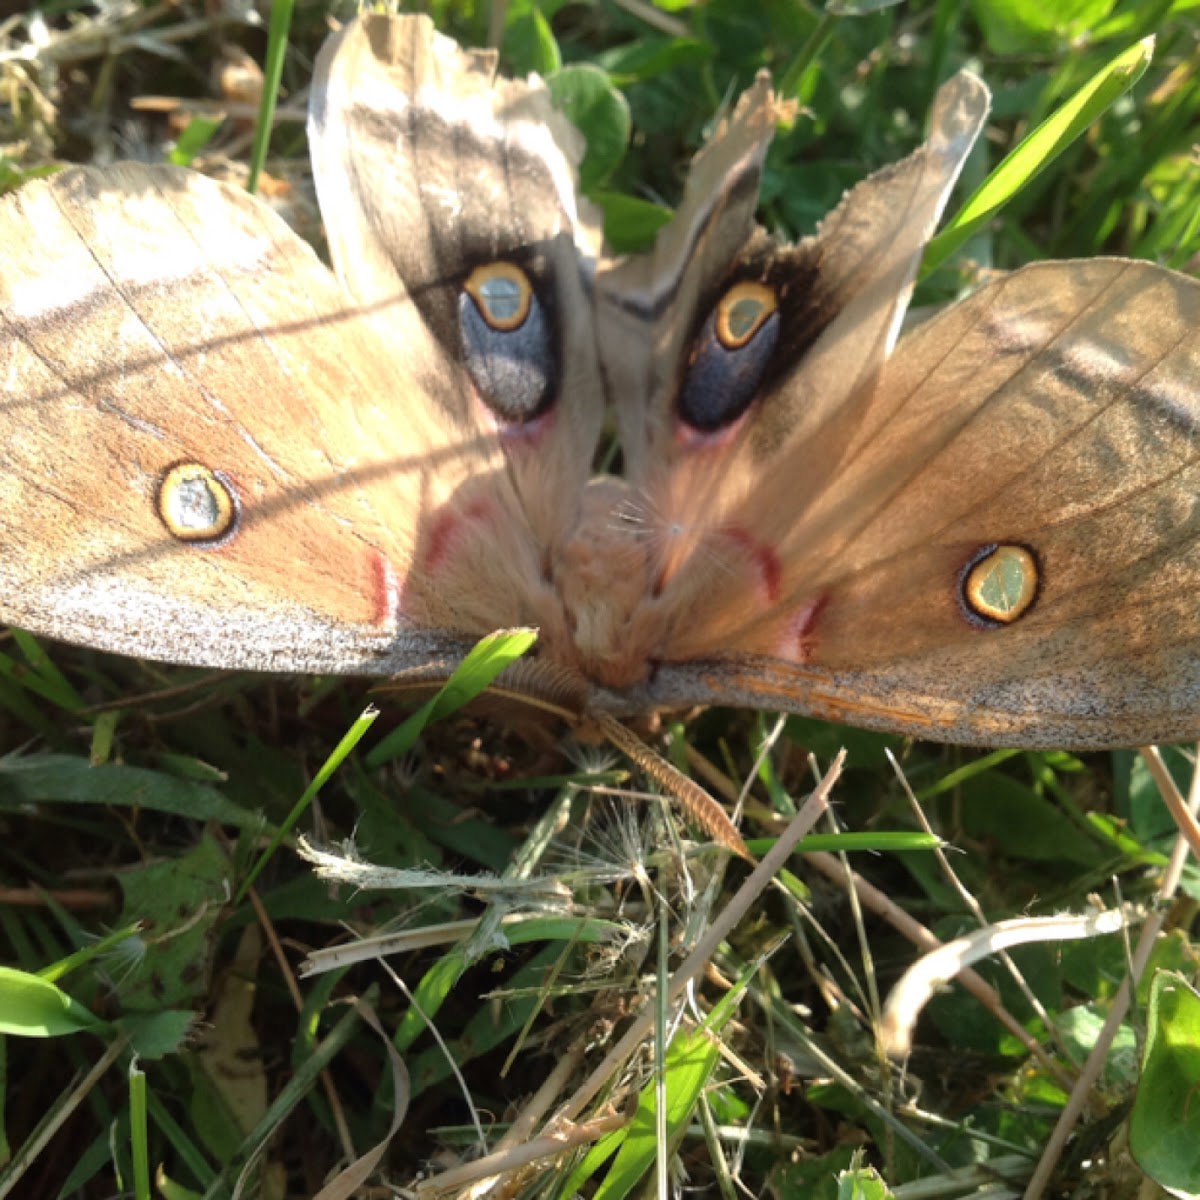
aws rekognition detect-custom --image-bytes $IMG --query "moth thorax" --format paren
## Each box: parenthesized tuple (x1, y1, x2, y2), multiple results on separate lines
(555, 478, 664, 689)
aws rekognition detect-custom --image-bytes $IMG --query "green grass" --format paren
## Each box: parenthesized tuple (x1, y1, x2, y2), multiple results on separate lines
(0, 0, 1199, 1197)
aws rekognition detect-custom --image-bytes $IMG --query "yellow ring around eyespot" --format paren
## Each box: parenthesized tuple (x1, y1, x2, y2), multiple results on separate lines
(157, 463, 237, 542)
(963, 544, 1039, 624)
(464, 262, 533, 332)
(715, 280, 778, 349)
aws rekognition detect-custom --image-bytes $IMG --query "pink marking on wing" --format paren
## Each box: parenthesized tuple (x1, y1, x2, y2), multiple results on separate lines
(723, 525, 783, 607)
(499, 404, 556, 446)
(778, 594, 829, 664)
(368, 549, 403, 628)
(471, 389, 556, 448)
(674, 408, 750, 450)
(421, 498, 496, 575)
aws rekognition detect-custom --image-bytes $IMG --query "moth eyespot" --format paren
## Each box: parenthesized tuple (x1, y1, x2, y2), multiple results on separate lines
(714, 281, 778, 349)
(464, 262, 533, 331)
(459, 261, 555, 425)
(157, 463, 239, 544)
(678, 279, 781, 433)
(960, 543, 1040, 627)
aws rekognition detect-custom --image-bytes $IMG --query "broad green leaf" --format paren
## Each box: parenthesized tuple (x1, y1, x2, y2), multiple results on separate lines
(969, 0, 1118, 54)
(1131, 971, 1200, 1193)
(593, 190, 672, 253)
(959, 774, 1107, 866)
(0, 754, 264, 830)
(1059, 928, 1198, 1008)
(116, 834, 234, 1013)
(1054, 1006, 1139, 1088)
(504, 9, 561, 76)
(0, 965, 110, 1037)
(547, 64, 630, 189)
(592, 1027, 721, 1199)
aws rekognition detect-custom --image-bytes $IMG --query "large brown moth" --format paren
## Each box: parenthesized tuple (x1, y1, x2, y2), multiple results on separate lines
(0, 13, 1196, 751)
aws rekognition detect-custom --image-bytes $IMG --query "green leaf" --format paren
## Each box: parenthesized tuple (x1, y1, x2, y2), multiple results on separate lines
(593, 190, 672, 253)
(247, 0, 293, 194)
(394, 950, 468, 1053)
(0, 754, 266, 830)
(1054, 1005, 1139, 1088)
(504, 9, 561, 76)
(768, 1147, 857, 1199)
(828, 0, 906, 12)
(927, 933, 1062, 1055)
(1059, 927, 1197, 1008)
(746, 830, 942, 859)
(598, 37, 712, 86)
(115, 834, 235, 1013)
(959, 774, 1107, 866)
(592, 1027, 722, 1199)
(168, 116, 223, 167)
(838, 1156, 894, 1199)
(129, 1056, 151, 1200)
(559, 1128, 624, 1196)
(155, 1174, 203, 1200)
(55, 1133, 116, 1197)
(1122, 745, 1195, 843)
(1131, 970, 1200, 1193)
(969, 0, 1119, 54)
(11, 629, 84, 710)
(238, 705, 380, 902)
(365, 629, 537, 767)
(0, 156, 61, 197)
(0, 965, 110, 1037)
(89, 709, 119, 766)
(924, 38, 1154, 275)
(547, 65, 630, 189)
(119, 1010, 202, 1060)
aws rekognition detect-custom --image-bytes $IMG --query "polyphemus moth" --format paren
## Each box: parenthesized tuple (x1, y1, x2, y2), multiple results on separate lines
(0, 14, 1196, 751)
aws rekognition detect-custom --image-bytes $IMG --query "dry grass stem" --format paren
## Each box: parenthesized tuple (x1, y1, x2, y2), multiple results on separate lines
(880, 906, 1132, 1059)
